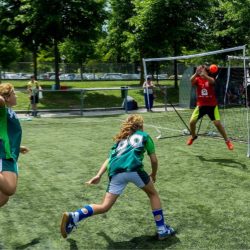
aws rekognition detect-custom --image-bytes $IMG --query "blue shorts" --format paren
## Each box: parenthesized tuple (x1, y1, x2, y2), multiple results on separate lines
(107, 170, 150, 195)
(0, 159, 18, 175)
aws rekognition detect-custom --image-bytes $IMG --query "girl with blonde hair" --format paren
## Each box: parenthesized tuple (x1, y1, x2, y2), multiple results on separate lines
(0, 83, 29, 207)
(61, 114, 175, 240)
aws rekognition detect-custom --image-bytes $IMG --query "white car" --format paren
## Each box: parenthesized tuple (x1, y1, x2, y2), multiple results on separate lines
(101, 73, 123, 80)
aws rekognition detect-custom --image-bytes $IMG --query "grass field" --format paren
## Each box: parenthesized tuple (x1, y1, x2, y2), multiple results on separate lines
(0, 113, 249, 250)
(4, 80, 178, 111)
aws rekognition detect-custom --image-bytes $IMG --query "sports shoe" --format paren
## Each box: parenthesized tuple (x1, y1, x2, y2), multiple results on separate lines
(158, 224, 176, 240)
(226, 140, 234, 150)
(60, 212, 77, 238)
(186, 135, 198, 146)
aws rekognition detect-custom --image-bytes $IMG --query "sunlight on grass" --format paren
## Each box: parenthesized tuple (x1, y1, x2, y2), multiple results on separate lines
(0, 115, 249, 249)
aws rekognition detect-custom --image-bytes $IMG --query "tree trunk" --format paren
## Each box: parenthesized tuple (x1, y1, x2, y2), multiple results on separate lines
(32, 50, 37, 79)
(173, 43, 179, 89)
(174, 59, 178, 89)
(139, 51, 145, 85)
(54, 40, 60, 89)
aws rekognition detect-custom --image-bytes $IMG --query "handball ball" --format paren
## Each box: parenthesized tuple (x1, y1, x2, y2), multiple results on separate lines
(209, 64, 218, 73)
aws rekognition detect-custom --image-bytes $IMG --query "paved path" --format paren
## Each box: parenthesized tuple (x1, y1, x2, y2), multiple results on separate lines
(17, 107, 172, 119)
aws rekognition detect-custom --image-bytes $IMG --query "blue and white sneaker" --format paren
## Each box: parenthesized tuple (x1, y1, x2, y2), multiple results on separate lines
(158, 224, 176, 240)
(60, 212, 77, 238)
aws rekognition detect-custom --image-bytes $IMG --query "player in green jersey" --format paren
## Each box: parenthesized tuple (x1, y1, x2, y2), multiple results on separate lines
(0, 83, 29, 207)
(61, 114, 175, 240)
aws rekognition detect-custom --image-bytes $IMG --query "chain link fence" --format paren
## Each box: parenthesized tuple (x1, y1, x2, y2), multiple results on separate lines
(15, 86, 168, 116)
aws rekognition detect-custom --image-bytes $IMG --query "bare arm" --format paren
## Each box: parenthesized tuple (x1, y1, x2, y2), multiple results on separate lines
(27, 85, 32, 95)
(190, 65, 215, 85)
(200, 71, 215, 84)
(190, 73, 198, 85)
(190, 65, 203, 84)
(149, 153, 158, 182)
(85, 158, 109, 185)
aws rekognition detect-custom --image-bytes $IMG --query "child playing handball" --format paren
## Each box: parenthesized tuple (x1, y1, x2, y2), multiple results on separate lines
(0, 83, 29, 207)
(187, 64, 234, 150)
(61, 114, 175, 240)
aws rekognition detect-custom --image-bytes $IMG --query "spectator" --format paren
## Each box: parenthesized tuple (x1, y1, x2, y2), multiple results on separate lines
(143, 75, 155, 112)
(27, 75, 41, 117)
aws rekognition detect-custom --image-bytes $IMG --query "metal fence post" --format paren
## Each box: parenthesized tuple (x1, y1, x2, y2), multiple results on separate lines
(164, 86, 168, 111)
(80, 89, 84, 116)
(121, 86, 128, 113)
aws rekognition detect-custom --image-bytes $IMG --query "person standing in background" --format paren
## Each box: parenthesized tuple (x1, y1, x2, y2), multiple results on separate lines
(143, 76, 155, 112)
(27, 75, 41, 117)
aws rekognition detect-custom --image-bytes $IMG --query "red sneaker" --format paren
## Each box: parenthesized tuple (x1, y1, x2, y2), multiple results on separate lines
(186, 136, 198, 145)
(226, 140, 234, 150)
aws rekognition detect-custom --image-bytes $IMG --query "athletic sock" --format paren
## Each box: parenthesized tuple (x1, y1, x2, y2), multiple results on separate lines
(72, 205, 94, 224)
(152, 209, 166, 233)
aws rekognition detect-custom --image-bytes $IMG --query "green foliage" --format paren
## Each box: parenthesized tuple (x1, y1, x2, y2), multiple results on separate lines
(1, 0, 250, 73)
(0, 36, 21, 68)
(100, 0, 136, 62)
(210, 0, 250, 49)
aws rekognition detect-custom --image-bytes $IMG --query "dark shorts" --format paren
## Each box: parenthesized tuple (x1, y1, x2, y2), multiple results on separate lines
(30, 94, 39, 104)
(0, 159, 18, 175)
(191, 106, 220, 121)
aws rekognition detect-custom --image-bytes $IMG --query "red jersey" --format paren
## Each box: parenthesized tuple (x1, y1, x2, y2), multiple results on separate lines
(193, 76, 217, 106)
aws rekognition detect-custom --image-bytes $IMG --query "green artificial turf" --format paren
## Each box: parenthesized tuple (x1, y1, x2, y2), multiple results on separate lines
(0, 113, 249, 249)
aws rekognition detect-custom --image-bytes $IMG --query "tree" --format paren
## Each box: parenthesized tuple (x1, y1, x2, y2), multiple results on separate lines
(101, 0, 135, 63)
(126, 0, 217, 86)
(209, 0, 250, 49)
(0, 0, 106, 88)
(29, 0, 106, 88)
(59, 39, 96, 79)
(0, 36, 21, 81)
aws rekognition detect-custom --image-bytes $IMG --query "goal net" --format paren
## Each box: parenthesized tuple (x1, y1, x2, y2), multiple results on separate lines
(142, 45, 250, 157)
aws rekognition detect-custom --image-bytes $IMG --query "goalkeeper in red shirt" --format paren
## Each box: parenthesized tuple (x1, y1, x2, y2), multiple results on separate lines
(187, 64, 234, 150)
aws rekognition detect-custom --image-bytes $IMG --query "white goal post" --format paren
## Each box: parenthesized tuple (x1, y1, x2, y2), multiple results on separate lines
(142, 45, 250, 157)
(226, 55, 250, 157)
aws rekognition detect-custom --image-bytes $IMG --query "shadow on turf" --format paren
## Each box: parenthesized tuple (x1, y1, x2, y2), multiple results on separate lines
(13, 237, 41, 249)
(67, 238, 79, 250)
(197, 156, 247, 170)
(97, 231, 180, 249)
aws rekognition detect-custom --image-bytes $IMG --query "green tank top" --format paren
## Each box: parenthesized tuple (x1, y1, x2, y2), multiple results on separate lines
(0, 107, 22, 160)
(107, 130, 155, 177)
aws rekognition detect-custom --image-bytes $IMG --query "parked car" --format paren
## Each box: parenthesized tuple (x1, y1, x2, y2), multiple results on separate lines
(122, 74, 140, 80)
(37, 72, 56, 80)
(154, 74, 168, 80)
(1, 72, 32, 79)
(100, 73, 123, 80)
(59, 73, 75, 80)
(168, 74, 182, 79)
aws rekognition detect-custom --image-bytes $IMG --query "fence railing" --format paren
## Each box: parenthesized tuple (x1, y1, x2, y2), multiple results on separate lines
(15, 86, 168, 116)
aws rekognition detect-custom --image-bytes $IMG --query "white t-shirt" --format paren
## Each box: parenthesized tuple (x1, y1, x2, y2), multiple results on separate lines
(143, 81, 154, 94)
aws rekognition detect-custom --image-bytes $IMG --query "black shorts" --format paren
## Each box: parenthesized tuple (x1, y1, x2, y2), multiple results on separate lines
(191, 106, 220, 121)
(30, 94, 39, 104)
